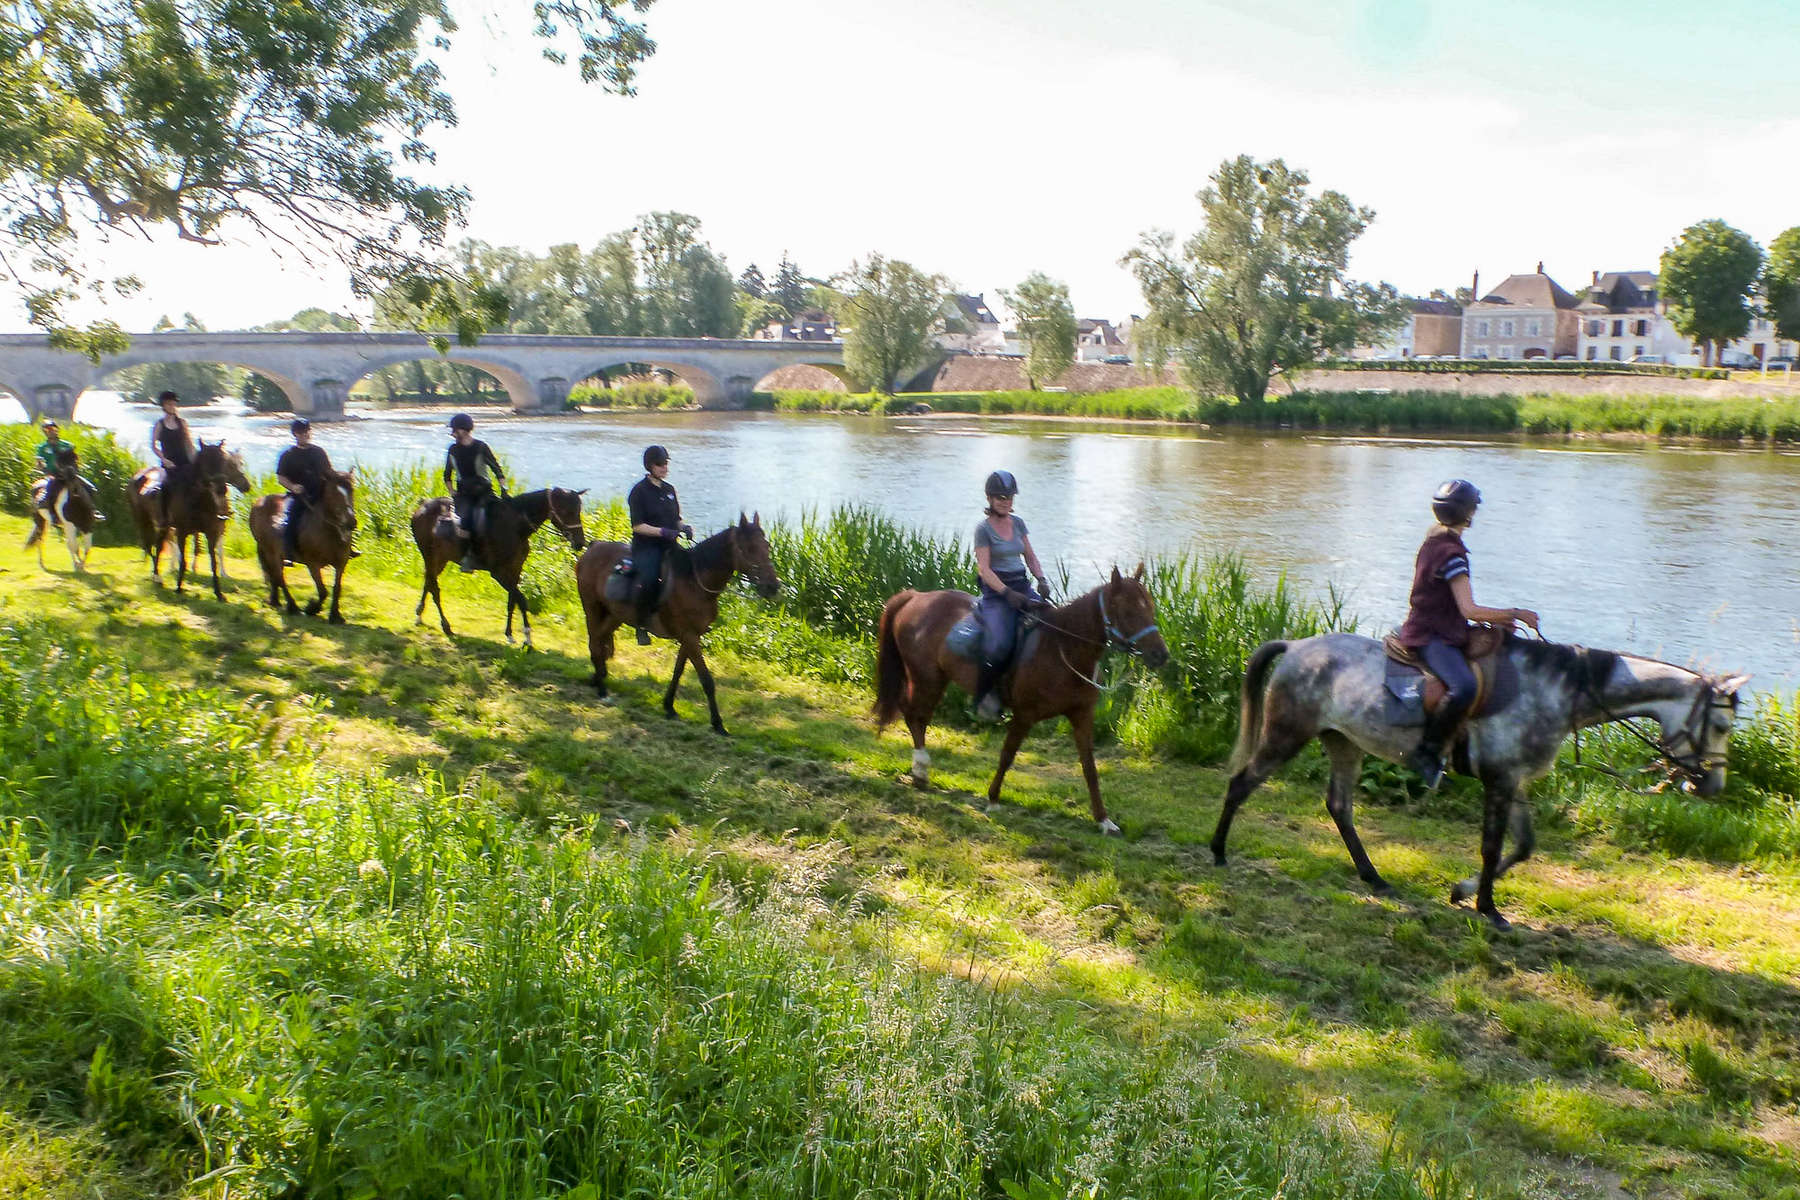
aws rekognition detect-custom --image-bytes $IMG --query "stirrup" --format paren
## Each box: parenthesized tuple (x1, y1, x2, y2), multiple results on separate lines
(1407, 746, 1446, 790)
(974, 692, 1005, 723)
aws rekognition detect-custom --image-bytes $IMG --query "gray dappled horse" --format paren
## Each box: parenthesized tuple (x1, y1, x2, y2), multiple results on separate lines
(1210, 633, 1749, 929)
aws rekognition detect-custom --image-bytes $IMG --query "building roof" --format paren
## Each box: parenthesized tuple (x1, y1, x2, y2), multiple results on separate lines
(1076, 318, 1125, 346)
(1473, 272, 1579, 310)
(949, 293, 999, 326)
(1579, 270, 1659, 313)
(1411, 299, 1462, 317)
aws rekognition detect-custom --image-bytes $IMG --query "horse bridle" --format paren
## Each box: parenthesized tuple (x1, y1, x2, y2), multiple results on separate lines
(1574, 661, 1733, 783)
(1032, 586, 1162, 691)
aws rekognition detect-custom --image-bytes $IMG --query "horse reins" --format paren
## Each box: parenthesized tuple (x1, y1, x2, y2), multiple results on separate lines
(1030, 588, 1161, 692)
(1570, 648, 1732, 784)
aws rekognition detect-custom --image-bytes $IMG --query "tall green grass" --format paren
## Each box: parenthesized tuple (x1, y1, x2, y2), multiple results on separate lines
(0, 618, 1464, 1200)
(0, 423, 144, 542)
(1200, 390, 1800, 443)
(568, 380, 696, 409)
(756, 387, 1200, 421)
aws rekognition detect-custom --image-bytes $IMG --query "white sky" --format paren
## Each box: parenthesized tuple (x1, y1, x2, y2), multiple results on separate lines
(14, 0, 1800, 331)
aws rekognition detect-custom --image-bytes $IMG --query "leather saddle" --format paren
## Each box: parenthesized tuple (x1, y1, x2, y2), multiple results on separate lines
(1382, 624, 1508, 718)
(603, 554, 673, 609)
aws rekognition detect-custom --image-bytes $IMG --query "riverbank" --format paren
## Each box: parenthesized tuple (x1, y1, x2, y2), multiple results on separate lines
(755, 386, 1800, 444)
(1, 500, 1796, 1199)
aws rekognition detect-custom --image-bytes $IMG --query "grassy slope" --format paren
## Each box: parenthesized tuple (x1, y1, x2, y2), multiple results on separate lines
(1, 519, 1797, 1199)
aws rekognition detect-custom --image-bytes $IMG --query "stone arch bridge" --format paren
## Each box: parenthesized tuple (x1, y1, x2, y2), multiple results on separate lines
(0, 331, 850, 421)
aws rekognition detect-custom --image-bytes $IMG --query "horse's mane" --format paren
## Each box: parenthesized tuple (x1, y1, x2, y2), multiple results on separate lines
(1512, 637, 1619, 694)
(676, 525, 734, 579)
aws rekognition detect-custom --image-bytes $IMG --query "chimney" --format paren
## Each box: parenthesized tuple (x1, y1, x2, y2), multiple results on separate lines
(1536, 260, 1545, 275)
(1471, 269, 1479, 302)
(1592, 270, 1600, 286)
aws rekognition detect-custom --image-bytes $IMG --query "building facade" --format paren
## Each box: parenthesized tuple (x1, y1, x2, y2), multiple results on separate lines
(1460, 267, 1580, 359)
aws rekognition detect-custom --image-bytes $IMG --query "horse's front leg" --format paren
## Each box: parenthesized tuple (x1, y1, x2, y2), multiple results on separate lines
(1068, 706, 1119, 835)
(1452, 785, 1534, 913)
(986, 717, 1032, 808)
(327, 563, 346, 624)
(503, 584, 532, 649)
(684, 639, 727, 735)
(303, 563, 327, 616)
(663, 645, 690, 718)
(173, 531, 190, 594)
(207, 534, 224, 600)
(1461, 780, 1520, 930)
(63, 520, 81, 572)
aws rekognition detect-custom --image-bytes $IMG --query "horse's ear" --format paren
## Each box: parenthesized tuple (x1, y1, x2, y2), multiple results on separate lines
(1133, 561, 1146, 582)
(575, 487, 589, 496)
(1110, 565, 1122, 584)
(752, 510, 760, 527)
(1717, 673, 1752, 695)
(738, 510, 748, 528)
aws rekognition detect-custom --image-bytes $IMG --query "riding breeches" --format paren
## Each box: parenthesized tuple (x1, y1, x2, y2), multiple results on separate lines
(975, 574, 1039, 666)
(630, 540, 666, 617)
(454, 484, 493, 533)
(1421, 639, 1478, 723)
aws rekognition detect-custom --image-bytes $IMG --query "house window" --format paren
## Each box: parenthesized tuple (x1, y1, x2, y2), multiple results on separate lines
(1498, 345, 1515, 359)
(1526, 319, 1541, 336)
(1634, 319, 1648, 336)
(1477, 320, 1490, 337)
(1502, 320, 1515, 336)
(1634, 345, 1645, 356)
(1609, 346, 1622, 360)
(1586, 320, 1603, 337)
(1586, 346, 1598, 360)
(1612, 319, 1624, 336)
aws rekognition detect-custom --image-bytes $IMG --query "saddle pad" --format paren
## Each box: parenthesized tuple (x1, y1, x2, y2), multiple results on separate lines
(946, 612, 982, 662)
(1382, 652, 1520, 726)
(603, 570, 635, 607)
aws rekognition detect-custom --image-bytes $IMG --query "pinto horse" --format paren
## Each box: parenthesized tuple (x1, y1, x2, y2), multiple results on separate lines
(248, 472, 358, 622)
(411, 488, 589, 648)
(1211, 633, 1749, 929)
(127, 440, 236, 599)
(874, 566, 1169, 834)
(575, 513, 781, 734)
(26, 445, 98, 571)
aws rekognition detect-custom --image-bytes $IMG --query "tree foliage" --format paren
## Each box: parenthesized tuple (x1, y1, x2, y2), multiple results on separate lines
(1763, 226, 1800, 344)
(1659, 219, 1764, 365)
(773, 255, 809, 316)
(737, 262, 765, 299)
(835, 255, 945, 394)
(0, 0, 658, 354)
(1123, 155, 1401, 404)
(1000, 272, 1075, 388)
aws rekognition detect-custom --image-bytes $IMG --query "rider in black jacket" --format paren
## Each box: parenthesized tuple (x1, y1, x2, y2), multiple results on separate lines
(626, 444, 692, 645)
(444, 413, 508, 572)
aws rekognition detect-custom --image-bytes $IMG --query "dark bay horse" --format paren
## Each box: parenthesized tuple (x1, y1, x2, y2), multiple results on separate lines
(875, 566, 1169, 834)
(248, 473, 358, 622)
(411, 488, 589, 648)
(127, 440, 236, 599)
(27, 445, 98, 571)
(575, 513, 781, 734)
(1211, 633, 1749, 929)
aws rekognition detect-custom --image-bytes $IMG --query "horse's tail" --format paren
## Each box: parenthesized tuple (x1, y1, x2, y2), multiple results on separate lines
(873, 590, 916, 729)
(1228, 640, 1288, 774)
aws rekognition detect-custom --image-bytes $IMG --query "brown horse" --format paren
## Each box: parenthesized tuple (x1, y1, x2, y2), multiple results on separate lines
(186, 448, 251, 580)
(248, 472, 358, 622)
(26, 445, 98, 571)
(411, 488, 589, 648)
(128, 440, 236, 599)
(874, 566, 1169, 834)
(575, 513, 781, 734)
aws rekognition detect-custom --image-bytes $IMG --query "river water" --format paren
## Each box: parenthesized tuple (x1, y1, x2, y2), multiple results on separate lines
(20, 391, 1800, 690)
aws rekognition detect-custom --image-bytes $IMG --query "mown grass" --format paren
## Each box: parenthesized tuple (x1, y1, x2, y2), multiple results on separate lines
(2, 443, 1798, 1199)
(756, 387, 1200, 421)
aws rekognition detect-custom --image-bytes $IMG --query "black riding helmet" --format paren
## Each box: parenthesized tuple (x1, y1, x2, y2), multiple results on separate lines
(985, 469, 1019, 498)
(643, 444, 669, 470)
(290, 417, 311, 436)
(1431, 479, 1481, 526)
(448, 413, 474, 432)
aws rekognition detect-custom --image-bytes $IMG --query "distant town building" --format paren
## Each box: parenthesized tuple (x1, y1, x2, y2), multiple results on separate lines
(1075, 318, 1127, 362)
(1350, 298, 1462, 359)
(1576, 271, 1686, 362)
(757, 307, 839, 342)
(1461, 265, 1580, 359)
(939, 293, 1006, 353)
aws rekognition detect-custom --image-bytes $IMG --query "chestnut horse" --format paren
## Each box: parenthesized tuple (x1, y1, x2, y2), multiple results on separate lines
(411, 488, 590, 648)
(874, 566, 1169, 834)
(127, 440, 236, 599)
(575, 513, 781, 734)
(247, 472, 358, 622)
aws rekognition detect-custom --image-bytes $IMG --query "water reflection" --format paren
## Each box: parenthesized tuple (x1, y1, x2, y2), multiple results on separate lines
(21, 393, 1800, 689)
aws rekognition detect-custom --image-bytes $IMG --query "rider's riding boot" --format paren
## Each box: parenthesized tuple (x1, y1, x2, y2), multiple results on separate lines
(458, 531, 478, 573)
(973, 660, 1005, 723)
(635, 599, 654, 646)
(1407, 710, 1456, 790)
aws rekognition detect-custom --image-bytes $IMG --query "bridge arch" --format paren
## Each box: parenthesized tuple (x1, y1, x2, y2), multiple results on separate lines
(346, 350, 539, 413)
(752, 362, 854, 393)
(568, 357, 729, 408)
(85, 353, 310, 414)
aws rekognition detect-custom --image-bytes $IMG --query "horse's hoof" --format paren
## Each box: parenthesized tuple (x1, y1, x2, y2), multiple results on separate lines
(712, 724, 729, 737)
(328, 613, 346, 625)
(1097, 817, 1122, 837)
(1367, 877, 1395, 897)
(440, 623, 453, 637)
(1480, 908, 1512, 932)
(664, 708, 678, 720)
(596, 693, 616, 707)
(1212, 851, 1227, 867)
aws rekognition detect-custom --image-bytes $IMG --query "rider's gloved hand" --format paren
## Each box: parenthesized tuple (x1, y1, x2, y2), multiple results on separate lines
(661, 526, 680, 543)
(1005, 589, 1029, 611)
(1511, 607, 1541, 632)
(1034, 575, 1052, 602)
(679, 523, 694, 541)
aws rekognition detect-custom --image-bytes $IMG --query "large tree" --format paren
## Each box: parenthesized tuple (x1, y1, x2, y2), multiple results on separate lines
(1660, 220, 1764, 365)
(1122, 155, 1402, 404)
(835, 255, 945, 394)
(1000, 272, 1076, 389)
(772, 255, 809, 316)
(0, 0, 659, 357)
(1763, 226, 1800, 345)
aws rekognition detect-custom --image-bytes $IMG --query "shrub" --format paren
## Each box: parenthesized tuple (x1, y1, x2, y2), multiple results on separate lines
(568, 380, 697, 410)
(0, 423, 145, 541)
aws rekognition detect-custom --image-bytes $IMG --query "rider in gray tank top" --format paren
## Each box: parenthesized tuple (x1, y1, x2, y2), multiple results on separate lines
(970, 469, 1052, 722)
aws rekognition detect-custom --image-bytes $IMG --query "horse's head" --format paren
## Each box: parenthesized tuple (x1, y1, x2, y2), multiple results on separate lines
(320, 469, 358, 540)
(1665, 671, 1751, 797)
(223, 449, 252, 494)
(193, 440, 234, 520)
(731, 511, 781, 599)
(548, 487, 589, 551)
(1101, 563, 1169, 668)
(52, 444, 79, 480)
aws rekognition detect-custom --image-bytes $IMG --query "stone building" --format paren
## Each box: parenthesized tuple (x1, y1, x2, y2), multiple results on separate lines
(1460, 266, 1580, 359)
